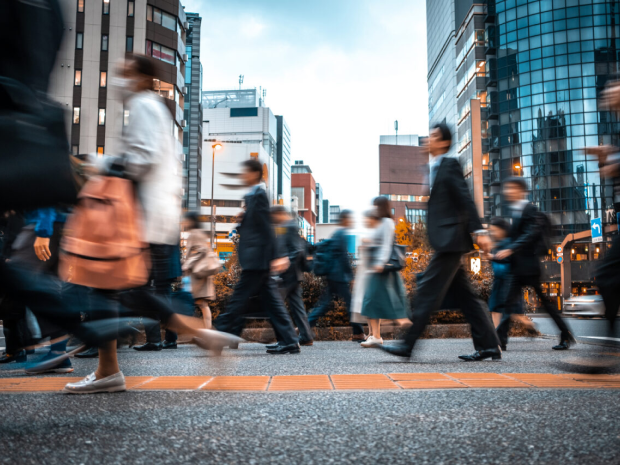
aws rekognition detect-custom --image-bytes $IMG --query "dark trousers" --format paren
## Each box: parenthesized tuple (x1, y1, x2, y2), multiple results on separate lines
(403, 252, 500, 351)
(215, 270, 298, 346)
(143, 244, 176, 343)
(278, 282, 313, 342)
(307, 280, 364, 335)
(597, 231, 620, 331)
(496, 273, 571, 346)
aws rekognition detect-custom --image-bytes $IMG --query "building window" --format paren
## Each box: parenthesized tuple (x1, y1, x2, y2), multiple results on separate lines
(101, 35, 108, 51)
(146, 6, 177, 32)
(74, 69, 82, 86)
(98, 71, 106, 87)
(292, 187, 305, 209)
(71, 145, 79, 155)
(153, 79, 175, 101)
(406, 208, 427, 225)
(77, 0, 84, 13)
(127, 0, 134, 16)
(73, 107, 80, 124)
(126, 36, 133, 52)
(97, 146, 104, 156)
(145, 40, 175, 65)
(98, 109, 106, 126)
(102, 0, 109, 15)
(76, 32, 83, 49)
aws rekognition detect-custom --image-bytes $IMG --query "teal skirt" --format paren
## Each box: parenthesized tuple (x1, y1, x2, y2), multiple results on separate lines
(361, 271, 409, 320)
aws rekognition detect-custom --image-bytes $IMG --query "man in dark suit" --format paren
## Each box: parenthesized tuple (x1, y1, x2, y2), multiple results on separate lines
(380, 123, 501, 361)
(215, 159, 300, 354)
(308, 210, 366, 342)
(494, 177, 574, 350)
(269, 206, 313, 346)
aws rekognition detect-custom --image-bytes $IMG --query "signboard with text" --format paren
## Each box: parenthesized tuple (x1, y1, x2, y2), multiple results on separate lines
(591, 217, 603, 243)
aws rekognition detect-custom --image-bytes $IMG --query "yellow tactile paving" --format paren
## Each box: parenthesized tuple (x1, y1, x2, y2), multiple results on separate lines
(131, 376, 212, 390)
(268, 375, 333, 391)
(330, 374, 400, 390)
(1, 373, 620, 392)
(201, 376, 270, 391)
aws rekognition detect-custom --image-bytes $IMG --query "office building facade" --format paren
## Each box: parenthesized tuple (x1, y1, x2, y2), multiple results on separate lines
(183, 12, 202, 211)
(329, 205, 341, 223)
(322, 199, 330, 224)
(276, 115, 292, 206)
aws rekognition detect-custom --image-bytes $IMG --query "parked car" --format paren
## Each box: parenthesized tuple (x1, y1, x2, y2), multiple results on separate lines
(562, 295, 606, 317)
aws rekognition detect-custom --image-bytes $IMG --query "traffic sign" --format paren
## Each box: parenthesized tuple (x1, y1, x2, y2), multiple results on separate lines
(556, 246, 563, 253)
(557, 256, 563, 264)
(591, 217, 603, 243)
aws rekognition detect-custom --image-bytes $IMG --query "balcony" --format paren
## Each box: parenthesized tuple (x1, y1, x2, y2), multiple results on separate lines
(485, 26, 497, 55)
(484, 0, 496, 23)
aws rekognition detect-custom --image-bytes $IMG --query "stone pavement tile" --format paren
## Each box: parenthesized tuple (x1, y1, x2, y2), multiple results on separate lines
(330, 374, 399, 390)
(201, 376, 270, 391)
(397, 380, 467, 389)
(130, 376, 211, 390)
(388, 373, 450, 381)
(268, 375, 333, 391)
(504, 373, 600, 388)
(0, 377, 78, 392)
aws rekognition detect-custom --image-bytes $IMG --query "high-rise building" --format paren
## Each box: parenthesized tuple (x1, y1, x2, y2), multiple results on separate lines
(183, 12, 202, 211)
(427, 0, 458, 157)
(49, 0, 188, 165)
(315, 183, 324, 224)
(322, 199, 330, 224)
(276, 115, 292, 206)
(379, 135, 429, 222)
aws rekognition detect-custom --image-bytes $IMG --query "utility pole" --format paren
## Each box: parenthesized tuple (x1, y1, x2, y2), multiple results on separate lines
(239, 74, 244, 90)
(394, 120, 399, 145)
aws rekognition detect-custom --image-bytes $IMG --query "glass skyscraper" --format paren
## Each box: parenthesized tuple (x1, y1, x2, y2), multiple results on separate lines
(485, 0, 619, 238)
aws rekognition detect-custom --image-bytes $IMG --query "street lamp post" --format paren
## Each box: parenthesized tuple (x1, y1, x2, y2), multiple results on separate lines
(210, 143, 222, 249)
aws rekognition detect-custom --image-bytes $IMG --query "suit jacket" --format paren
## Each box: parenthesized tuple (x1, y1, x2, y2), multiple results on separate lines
(237, 186, 279, 271)
(507, 202, 542, 277)
(427, 157, 483, 253)
(275, 219, 304, 286)
(328, 228, 353, 283)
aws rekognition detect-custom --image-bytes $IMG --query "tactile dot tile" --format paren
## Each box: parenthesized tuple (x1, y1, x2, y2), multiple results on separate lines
(445, 373, 510, 380)
(268, 375, 333, 391)
(397, 380, 466, 389)
(0, 377, 79, 392)
(330, 374, 399, 390)
(458, 379, 530, 388)
(388, 373, 450, 381)
(201, 376, 269, 391)
(131, 376, 212, 390)
(503, 374, 595, 388)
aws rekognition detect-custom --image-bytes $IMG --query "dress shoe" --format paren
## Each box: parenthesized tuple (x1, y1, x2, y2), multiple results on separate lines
(0, 350, 27, 364)
(458, 347, 502, 361)
(162, 340, 177, 349)
(193, 329, 245, 356)
(75, 347, 100, 358)
(266, 343, 301, 354)
(500, 344, 507, 351)
(64, 372, 126, 394)
(552, 332, 576, 350)
(265, 343, 280, 350)
(133, 342, 163, 351)
(377, 342, 412, 358)
(299, 339, 314, 347)
(352, 334, 367, 343)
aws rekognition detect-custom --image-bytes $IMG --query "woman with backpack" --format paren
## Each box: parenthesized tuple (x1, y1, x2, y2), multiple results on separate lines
(360, 197, 410, 347)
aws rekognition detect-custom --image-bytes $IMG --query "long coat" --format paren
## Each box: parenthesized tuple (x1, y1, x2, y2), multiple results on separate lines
(183, 229, 215, 300)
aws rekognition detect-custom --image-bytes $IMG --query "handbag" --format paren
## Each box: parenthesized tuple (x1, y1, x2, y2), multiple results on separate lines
(188, 250, 220, 279)
(384, 244, 406, 272)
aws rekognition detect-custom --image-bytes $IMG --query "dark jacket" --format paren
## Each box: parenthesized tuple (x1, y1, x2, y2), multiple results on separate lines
(275, 219, 304, 286)
(237, 186, 279, 271)
(427, 157, 483, 253)
(488, 238, 513, 313)
(328, 228, 353, 283)
(506, 202, 542, 277)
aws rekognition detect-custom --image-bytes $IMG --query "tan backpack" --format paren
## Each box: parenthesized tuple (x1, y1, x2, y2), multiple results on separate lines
(59, 176, 150, 290)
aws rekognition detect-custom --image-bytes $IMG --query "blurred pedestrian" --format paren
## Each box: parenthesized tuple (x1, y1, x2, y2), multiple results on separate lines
(494, 177, 574, 350)
(182, 211, 216, 330)
(379, 123, 501, 361)
(214, 159, 300, 354)
(487, 218, 514, 327)
(360, 198, 409, 347)
(268, 206, 313, 347)
(308, 210, 367, 342)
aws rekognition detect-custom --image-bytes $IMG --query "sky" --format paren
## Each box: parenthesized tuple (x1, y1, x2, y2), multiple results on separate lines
(182, 0, 429, 210)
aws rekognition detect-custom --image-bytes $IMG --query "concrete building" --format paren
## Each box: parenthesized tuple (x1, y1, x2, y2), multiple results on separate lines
(329, 205, 341, 223)
(426, 0, 458, 157)
(182, 12, 202, 211)
(49, 0, 188, 166)
(276, 115, 292, 206)
(378, 135, 429, 223)
(291, 160, 317, 243)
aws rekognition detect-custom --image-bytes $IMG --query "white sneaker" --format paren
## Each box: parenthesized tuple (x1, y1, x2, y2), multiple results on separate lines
(63, 372, 126, 394)
(361, 336, 384, 348)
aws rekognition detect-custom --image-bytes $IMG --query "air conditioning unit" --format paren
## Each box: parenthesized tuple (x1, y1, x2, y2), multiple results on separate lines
(182, 54, 188, 62)
(182, 86, 188, 94)
(181, 119, 187, 127)
(183, 21, 189, 30)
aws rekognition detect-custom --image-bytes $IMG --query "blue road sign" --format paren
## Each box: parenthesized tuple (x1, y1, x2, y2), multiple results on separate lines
(591, 217, 603, 243)
(557, 256, 563, 264)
